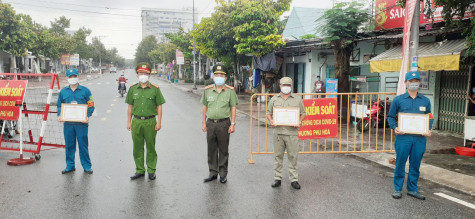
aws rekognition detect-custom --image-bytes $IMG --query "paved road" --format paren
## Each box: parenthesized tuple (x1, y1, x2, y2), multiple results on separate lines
(1, 70, 474, 218)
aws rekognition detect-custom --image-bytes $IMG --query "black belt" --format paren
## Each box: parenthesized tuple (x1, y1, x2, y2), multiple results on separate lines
(133, 115, 155, 120)
(207, 118, 229, 123)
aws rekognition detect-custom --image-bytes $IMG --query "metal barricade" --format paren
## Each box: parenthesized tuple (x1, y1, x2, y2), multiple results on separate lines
(248, 92, 397, 164)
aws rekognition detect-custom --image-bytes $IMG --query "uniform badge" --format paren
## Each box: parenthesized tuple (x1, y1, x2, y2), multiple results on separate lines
(133, 93, 138, 96)
(142, 65, 146, 68)
(419, 106, 426, 111)
(217, 66, 221, 70)
(412, 73, 416, 76)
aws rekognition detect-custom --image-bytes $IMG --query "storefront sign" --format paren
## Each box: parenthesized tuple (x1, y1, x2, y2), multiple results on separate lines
(0, 80, 28, 121)
(61, 54, 70, 65)
(70, 54, 80, 66)
(375, 0, 474, 30)
(325, 78, 338, 98)
(299, 98, 339, 140)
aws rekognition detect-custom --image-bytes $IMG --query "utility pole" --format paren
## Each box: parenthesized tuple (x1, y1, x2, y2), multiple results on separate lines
(193, 0, 197, 90)
(97, 35, 107, 73)
(408, 2, 420, 73)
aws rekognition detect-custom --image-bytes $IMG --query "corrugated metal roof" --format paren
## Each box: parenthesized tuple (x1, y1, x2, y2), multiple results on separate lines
(370, 39, 467, 61)
(282, 7, 326, 41)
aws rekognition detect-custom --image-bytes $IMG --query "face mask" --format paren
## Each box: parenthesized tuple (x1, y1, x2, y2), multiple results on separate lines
(213, 77, 225, 86)
(281, 86, 292, 94)
(472, 88, 475, 93)
(68, 78, 78, 85)
(138, 75, 149, 83)
(407, 82, 420, 91)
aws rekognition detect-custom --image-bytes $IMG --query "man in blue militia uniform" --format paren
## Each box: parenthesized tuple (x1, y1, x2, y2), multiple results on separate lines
(387, 71, 433, 200)
(57, 68, 95, 174)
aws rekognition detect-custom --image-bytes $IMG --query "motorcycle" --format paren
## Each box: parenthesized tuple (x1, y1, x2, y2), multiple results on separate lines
(117, 78, 128, 97)
(0, 120, 18, 138)
(356, 98, 390, 132)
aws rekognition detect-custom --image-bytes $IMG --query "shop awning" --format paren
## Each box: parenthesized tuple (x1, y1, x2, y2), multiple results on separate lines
(370, 39, 467, 73)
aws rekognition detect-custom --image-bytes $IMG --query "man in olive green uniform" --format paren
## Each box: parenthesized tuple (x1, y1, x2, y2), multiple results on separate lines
(266, 77, 306, 189)
(126, 62, 165, 180)
(201, 64, 238, 184)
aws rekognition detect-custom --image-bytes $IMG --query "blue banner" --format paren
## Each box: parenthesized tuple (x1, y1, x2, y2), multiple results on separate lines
(326, 78, 338, 98)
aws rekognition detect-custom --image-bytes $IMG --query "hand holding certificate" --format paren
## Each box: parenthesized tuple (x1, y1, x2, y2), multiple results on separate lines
(398, 113, 430, 135)
(60, 104, 88, 123)
(273, 107, 300, 126)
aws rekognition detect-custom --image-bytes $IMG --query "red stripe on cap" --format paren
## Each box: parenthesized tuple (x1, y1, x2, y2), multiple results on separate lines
(137, 67, 150, 72)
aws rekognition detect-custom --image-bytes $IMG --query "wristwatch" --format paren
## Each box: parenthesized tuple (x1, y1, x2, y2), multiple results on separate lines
(231, 122, 236, 125)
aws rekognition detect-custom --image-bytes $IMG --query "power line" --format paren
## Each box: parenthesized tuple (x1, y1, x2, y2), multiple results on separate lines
(6, 0, 140, 11)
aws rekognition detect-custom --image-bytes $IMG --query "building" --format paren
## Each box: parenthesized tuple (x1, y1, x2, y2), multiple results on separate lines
(141, 8, 198, 42)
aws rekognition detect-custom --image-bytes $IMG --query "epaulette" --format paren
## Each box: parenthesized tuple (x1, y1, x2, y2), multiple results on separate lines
(225, 85, 234, 90)
(151, 83, 160, 88)
(130, 83, 138, 87)
(205, 85, 214, 89)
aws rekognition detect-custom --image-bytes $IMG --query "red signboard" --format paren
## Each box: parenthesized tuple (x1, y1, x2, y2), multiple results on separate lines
(61, 54, 70, 65)
(375, 0, 475, 30)
(298, 98, 338, 140)
(0, 80, 28, 121)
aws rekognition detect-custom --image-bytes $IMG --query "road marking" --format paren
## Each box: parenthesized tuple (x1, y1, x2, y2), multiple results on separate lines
(110, 104, 115, 107)
(101, 117, 107, 121)
(106, 110, 111, 114)
(97, 83, 101, 85)
(106, 82, 110, 85)
(113, 99, 117, 102)
(434, 193, 475, 210)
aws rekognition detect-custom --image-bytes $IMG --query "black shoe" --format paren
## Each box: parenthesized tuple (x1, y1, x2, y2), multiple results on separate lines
(84, 169, 93, 174)
(219, 176, 227, 184)
(203, 175, 217, 183)
(61, 168, 76, 174)
(130, 173, 145, 180)
(291, 181, 301, 189)
(149, 173, 156, 180)
(271, 180, 281, 188)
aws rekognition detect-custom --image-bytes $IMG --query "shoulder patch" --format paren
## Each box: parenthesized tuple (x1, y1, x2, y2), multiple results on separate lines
(205, 85, 214, 89)
(225, 85, 234, 90)
(151, 83, 160, 88)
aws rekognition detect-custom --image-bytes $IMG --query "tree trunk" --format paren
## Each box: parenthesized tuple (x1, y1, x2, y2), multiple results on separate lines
(333, 40, 353, 120)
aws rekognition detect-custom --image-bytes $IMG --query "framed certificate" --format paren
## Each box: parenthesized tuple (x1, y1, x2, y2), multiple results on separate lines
(398, 113, 429, 135)
(273, 107, 300, 126)
(60, 104, 88, 122)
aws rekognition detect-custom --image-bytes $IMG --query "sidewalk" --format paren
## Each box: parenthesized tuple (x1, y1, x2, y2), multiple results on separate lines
(163, 76, 475, 196)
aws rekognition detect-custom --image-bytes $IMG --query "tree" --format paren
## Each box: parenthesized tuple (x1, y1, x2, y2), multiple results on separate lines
(49, 16, 70, 35)
(165, 27, 193, 59)
(72, 27, 93, 59)
(231, 0, 290, 57)
(317, 2, 370, 93)
(135, 35, 158, 64)
(0, 3, 37, 57)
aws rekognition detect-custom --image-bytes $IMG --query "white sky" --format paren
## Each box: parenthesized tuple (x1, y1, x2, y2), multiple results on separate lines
(4, 0, 338, 59)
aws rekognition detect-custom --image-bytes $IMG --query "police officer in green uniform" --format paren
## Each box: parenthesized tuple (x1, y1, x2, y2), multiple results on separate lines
(266, 77, 306, 189)
(126, 62, 165, 180)
(201, 64, 238, 184)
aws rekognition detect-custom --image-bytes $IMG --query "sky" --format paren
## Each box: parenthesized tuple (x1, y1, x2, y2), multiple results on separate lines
(4, 0, 339, 60)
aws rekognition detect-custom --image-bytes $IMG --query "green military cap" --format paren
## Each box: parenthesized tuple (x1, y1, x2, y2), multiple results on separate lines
(136, 62, 152, 73)
(213, 64, 226, 75)
(280, 77, 293, 85)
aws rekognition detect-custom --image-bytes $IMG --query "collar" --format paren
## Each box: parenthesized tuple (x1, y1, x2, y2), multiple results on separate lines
(67, 84, 82, 90)
(212, 84, 227, 92)
(277, 93, 295, 98)
(136, 82, 151, 89)
(403, 92, 422, 99)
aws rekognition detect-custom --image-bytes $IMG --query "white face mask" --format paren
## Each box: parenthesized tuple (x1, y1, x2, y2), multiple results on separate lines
(407, 82, 420, 91)
(281, 86, 292, 94)
(68, 78, 78, 85)
(138, 75, 149, 83)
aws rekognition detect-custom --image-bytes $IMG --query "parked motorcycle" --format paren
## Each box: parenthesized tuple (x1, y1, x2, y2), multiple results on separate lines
(356, 98, 390, 132)
(0, 120, 18, 138)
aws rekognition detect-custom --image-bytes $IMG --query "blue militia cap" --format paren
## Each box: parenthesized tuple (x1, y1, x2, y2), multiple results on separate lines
(66, 68, 79, 77)
(405, 71, 420, 81)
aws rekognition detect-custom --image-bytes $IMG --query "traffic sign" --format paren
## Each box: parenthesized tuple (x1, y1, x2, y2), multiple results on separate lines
(169, 63, 174, 68)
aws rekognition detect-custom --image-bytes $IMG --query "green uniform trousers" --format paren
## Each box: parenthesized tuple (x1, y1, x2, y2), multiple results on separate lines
(132, 118, 157, 174)
(274, 134, 299, 182)
(206, 119, 230, 177)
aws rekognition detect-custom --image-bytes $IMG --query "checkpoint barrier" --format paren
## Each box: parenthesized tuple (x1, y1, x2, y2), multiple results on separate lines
(0, 73, 65, 159)
(248, 92, 397, 164)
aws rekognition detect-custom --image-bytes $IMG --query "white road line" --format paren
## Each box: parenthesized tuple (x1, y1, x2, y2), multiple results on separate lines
(110, 104, 115, 107)
(434, 193, 475, 210)
(113, 99, 117, 102)
(106, 110, 111, 114)
(106, 82, 110, 85)
(97, 83, 101, 85)
(101, 117, 107, 121)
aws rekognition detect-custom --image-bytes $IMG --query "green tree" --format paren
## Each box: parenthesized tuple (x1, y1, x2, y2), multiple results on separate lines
(72, 27, 93, 59)
(49, 16, 70, 35)
(0, 3, 36, 57)
(135, 35, 158, 64)
(165, 27, 193, 59)
(317, 1, 370, 92)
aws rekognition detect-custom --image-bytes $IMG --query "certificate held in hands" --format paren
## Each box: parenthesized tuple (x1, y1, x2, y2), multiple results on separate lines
(398, 113, 429, 135)
(60, 103, 88, 122)
(273, 107, 300, 126)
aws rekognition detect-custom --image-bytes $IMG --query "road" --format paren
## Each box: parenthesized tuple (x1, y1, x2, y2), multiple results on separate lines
(1, 70, 474, 218)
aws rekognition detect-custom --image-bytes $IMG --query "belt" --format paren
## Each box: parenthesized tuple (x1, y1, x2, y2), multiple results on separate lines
(133, 115, 155, 120)
(207, 118, 229, 123)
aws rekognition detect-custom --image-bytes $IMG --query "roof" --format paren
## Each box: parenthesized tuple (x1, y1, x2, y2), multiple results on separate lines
(282, 7, 327, 41)
(370, 39, 467, 61)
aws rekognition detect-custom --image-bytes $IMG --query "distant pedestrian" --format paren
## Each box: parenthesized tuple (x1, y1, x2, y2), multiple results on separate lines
(57, 68, 95, 174)
(388, 71, 433, 200)
(126, 62, 165, 181)
(266, 77, 306, 189)
(201, 64, 238, 184)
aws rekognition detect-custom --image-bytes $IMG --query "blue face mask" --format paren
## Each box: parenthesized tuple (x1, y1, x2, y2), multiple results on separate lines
(472, 88, 475, 93)
(213, 77, 225, 86)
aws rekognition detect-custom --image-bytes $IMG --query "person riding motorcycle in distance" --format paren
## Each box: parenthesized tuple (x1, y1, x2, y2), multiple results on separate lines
(118, 74, 127, 93)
